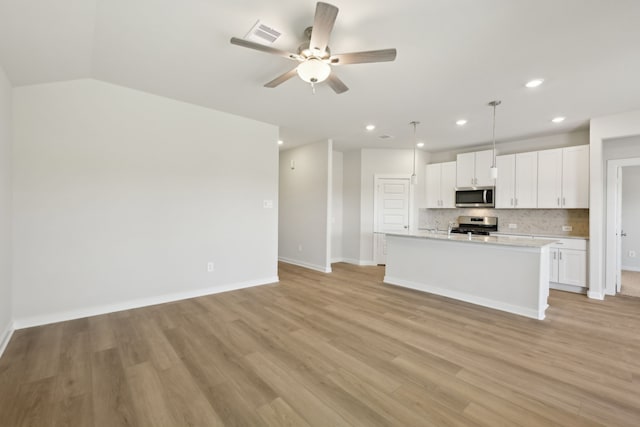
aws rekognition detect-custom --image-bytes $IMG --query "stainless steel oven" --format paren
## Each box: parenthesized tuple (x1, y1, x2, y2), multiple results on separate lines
(455, 187, 495, 208)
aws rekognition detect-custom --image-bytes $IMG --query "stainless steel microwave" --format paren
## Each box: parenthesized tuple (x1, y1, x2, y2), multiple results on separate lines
(455, 187, 495, 208)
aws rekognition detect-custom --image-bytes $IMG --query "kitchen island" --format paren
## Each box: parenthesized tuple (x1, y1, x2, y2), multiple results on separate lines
(383, 232, 556, 320)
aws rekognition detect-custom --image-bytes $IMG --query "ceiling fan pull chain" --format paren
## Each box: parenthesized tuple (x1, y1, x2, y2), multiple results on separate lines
(311, 81, 316, 94)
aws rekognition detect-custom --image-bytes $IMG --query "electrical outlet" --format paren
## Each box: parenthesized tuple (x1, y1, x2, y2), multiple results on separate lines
(207, 262, 214, 272)
(508, 223, 517, 229)
(630, 250, 637, 258)
(562, 225, 573, 232)
(263, 200, 273, 209)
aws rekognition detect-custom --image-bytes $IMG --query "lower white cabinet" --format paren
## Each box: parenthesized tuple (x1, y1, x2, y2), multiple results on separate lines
(493, 233, 588, 292)
(542, 238, 588, 290)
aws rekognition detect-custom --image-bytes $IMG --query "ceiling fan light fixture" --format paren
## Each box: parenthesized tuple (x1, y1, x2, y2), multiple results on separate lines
(297, 58, 331, 83)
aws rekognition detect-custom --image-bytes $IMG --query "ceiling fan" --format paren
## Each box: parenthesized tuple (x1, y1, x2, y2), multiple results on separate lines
(230, 2, 397, 94)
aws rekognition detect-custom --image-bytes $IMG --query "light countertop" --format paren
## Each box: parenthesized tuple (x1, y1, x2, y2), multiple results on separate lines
(491, 232, 589, 240)
(386, 231, 557, 248)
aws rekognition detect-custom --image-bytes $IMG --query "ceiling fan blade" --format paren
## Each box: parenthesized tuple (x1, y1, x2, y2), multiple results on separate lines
(309, 2, 339, 54)
(230, 37, 300, 61)
(264, 67, 299, 88)
(326, 73, 348, 94)
(330, 48, 397, 65)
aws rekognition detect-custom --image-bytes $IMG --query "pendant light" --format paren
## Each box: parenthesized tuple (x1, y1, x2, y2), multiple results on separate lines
(409, 121, 420, 185)
(488, 100, 501, 179)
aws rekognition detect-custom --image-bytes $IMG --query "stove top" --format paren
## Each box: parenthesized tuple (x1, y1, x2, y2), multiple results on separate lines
(450, 216, 498, 235)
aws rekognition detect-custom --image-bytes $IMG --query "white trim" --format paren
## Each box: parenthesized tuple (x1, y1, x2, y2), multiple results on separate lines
(373, 174, 413, 265)
(339, 258, 378, 266)
(622, 266, 640, 272)
(549, 282, 587, 294)
(587, 289, 605, 300)
(13, 277, 279, 330)
(383, 275, 545, 320)
(326, 139, 334, 274)
(279, 257, 332, 273)
(0, 321, 15, 359)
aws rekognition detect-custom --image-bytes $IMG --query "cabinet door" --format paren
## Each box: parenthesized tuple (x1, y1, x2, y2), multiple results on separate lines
(456, 152, 476, 187)
(425, 163, 441, 208)
(558, 249, 587, 287)
(562, 145, 589, 208)
(440, 161, 457, 208)
(495, 154, 515, 208)
(515, 151, 538, 208)
(474, 149, 496, 187)
(549, 248, 559, 282)
(537, 148, 563, 208)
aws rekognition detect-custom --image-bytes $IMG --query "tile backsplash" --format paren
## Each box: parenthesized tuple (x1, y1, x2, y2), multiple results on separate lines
(419, 208, 589, 237)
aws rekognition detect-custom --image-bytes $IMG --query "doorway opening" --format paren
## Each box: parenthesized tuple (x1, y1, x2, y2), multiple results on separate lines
(605, 158, 640, 296)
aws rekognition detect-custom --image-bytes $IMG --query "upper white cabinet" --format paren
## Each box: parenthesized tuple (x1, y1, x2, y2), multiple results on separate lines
(495, 152, 538, 208)
(537, 145, 589, 208)
(426, 161, 456, 208)
(456, 150, 495, 188)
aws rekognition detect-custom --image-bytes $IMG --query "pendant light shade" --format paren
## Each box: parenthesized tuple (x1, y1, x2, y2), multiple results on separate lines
(488, 100, 501, 180)
(409, 121, 420, 185)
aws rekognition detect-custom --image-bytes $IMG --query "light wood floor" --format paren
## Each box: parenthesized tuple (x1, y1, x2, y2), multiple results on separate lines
(1, 263, 640, 426)
(621, 270, 640, 297)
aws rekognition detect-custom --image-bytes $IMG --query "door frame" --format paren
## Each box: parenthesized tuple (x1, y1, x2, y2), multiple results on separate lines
(373, 174, 414, 264)
(605, 157, 640, 295)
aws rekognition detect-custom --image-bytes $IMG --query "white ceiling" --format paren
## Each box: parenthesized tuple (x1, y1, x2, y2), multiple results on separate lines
(1, 0, 639, 152)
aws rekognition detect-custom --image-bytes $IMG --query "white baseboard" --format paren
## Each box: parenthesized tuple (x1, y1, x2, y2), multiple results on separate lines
(13, 276, 279, 330)
(550, 282, 587, 294)
(0, 321, 15, 360)
(339, 258, 378, 266)
(587, 289, 605, 300)
(331, 257, 345, 264)
(279, 257, 331, 273)
(622, 265, 640, 272)
(384, 275, 545, 320)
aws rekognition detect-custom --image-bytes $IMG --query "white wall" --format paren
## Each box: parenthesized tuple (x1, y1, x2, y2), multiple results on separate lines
(331, 151, 343, 263)
(0, 65, 12, 352)
(622, 165, 640, 271)
(359, 149, 428, 264)
(12, 79, 279, 326)
(429, 130, 589, 163)
(278, 140, 332, 272)
(590, 110, 640, 299)
(342, 150, 361, 263)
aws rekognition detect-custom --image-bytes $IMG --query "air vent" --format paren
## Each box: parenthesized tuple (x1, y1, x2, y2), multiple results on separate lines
(245, 20, 282, 45)
(379, 135, 394, 139)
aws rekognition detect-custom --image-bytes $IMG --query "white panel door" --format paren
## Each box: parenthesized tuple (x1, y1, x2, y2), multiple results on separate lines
(562, 145, 589, 208)
(374, 178, 411, 264)
(515, 151, 538, 208)
(537, 148, 563, 208)
(440, 161, 457, 208)
(495, 154, 515, 208)
(474, 149, 496, 187)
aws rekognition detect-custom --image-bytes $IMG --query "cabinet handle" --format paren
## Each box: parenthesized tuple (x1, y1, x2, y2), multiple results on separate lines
(559, 252, 562, 261)
(557, 197, 560, 206)
(510, 198, 514, 206)
(562, 197, 566, 206)
(553, 252, 556, 260)
(515, 198, 518, 207)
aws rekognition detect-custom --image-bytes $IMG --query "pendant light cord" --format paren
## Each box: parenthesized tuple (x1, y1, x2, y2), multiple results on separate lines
(488, 100, 501, 168)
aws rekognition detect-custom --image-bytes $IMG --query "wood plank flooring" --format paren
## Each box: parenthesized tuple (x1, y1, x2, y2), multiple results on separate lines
(1, 262, 640, 426)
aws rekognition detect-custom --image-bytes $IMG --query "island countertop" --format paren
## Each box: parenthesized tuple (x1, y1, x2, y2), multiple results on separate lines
(386, 231, 557, 248)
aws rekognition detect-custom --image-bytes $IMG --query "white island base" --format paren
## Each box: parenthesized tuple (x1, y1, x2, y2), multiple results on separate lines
(383, 233, 552, 320)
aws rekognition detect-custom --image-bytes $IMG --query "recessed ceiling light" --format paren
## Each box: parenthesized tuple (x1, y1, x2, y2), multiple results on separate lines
(551, 116, 565, 123)
(456, 119, 468, 126)
(365, 124, 376, 131)
(417, 142, 425, 148)
(277, 140, 284, 145)
(525, 79, 544, 88)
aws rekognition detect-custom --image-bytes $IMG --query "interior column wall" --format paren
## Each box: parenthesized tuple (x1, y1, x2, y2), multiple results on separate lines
(0, 64, 12, 354)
